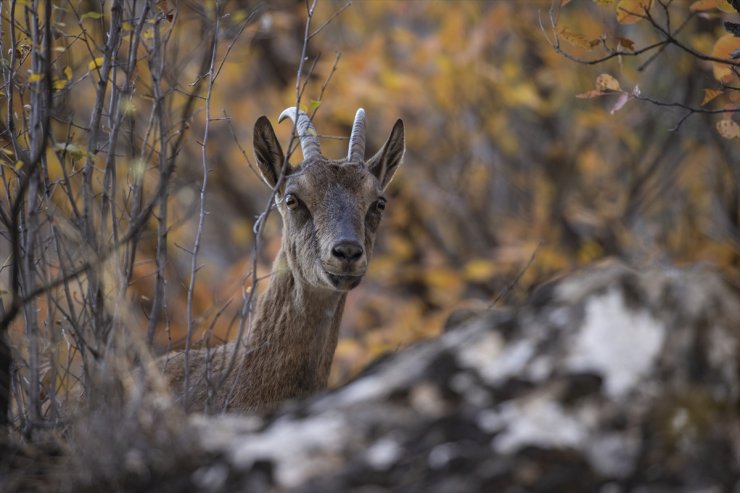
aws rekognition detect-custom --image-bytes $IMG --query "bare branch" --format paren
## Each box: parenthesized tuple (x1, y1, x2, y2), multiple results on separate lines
(310, 1, 351, 39)
(184, 0, 222, 410)
(539, 3, 670, 66)
(490, 242, 542, 308)
(222, 0, 320, 410)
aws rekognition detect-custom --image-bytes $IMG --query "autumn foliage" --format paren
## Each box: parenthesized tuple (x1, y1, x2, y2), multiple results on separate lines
(1, 0, 739, 429)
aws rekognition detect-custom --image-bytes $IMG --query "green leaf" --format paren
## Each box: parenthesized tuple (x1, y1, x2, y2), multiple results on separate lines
(80, 11, 103, 21)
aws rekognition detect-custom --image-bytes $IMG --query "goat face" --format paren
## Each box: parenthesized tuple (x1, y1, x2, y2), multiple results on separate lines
(253, 109, 404, 292)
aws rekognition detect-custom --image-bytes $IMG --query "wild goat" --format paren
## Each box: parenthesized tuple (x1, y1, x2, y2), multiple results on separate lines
(163, 107, 405, 412)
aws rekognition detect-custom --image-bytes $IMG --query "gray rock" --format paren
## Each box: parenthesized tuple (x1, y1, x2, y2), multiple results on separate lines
(8, 261, 738, 492)
(188, 261, 740, 492)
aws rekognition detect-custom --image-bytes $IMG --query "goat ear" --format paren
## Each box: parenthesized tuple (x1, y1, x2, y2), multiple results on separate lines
(367, 119, 405, 190)
(253, 116, 285, 190)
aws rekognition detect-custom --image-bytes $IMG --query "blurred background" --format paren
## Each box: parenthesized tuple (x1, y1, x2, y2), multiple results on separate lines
(166, 0, 739, 384)
(3, 0, 739, 394)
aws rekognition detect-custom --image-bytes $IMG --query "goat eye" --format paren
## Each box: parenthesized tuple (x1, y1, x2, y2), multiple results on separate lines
(374, 199, 386, 213)
(285, 193, 299, 210)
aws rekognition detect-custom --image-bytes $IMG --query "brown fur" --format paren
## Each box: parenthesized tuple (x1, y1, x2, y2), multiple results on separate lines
(162, 112, 405, 413)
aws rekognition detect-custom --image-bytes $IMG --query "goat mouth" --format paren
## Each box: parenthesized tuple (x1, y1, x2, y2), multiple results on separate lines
(324, 271, 363, 290)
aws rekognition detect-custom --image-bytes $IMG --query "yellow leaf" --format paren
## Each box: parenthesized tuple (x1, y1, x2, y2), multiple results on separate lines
(463, 259, 497, 282)
(577, 240, 604, 263)
(505, 83, 543, 109)
(701, 88, 723, 106)
(423, 268, 463, 290)
(14, 160, 23, 169)
(231, 10, 248, 23)
(690, 0, 719, 10)
(595, 73, 621, 92)
(691, 0, 736, 10)
(28, 73, 43, 82)
(717, 0, 737, 12)
(716, 119, 740, 139)
(63, 66, 72, 80)
(52, 79, 67, 90)
(710, 35, 740, 83)
(88, 57, 104, 71)
(557, 26, 599, 50)
(616, 0, 652, 24)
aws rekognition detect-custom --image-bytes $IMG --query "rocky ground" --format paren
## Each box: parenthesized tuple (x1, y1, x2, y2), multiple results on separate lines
(3, 261, 740, 492)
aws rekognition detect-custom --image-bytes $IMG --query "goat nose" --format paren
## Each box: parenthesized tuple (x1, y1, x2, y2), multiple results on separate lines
(332, 240, 364, 262)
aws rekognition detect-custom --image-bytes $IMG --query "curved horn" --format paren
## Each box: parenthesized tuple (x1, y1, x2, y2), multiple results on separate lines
(347, 108, 366, 162)
(278, 107, 321, 161)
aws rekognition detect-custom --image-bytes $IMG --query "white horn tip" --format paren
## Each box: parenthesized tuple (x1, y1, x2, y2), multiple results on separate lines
(278, 107, 298, 123)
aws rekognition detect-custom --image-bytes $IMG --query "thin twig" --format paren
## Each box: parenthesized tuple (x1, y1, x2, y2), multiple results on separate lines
(539, 3, 670, 67)
(222, 0, 320, 410)
(489, 242, 542, 309)
(634, 94, 740, 131)
(310, 1, 351, 39)
(644, 8, 740, 68)
(310, 51, 342, 122)
(184, 0, 221, 410)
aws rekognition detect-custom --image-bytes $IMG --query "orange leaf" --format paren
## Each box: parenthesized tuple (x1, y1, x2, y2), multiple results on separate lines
(710, 34, 740, 83)
(617, 37, 635, 51)
(557, 26, 600, 50)
(690, 0, 719, 10)
(691, 0, 737, 12)
(701, 88, 723, 106)
(616, 0, 652, 24)
(576, 89, 607, 98)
